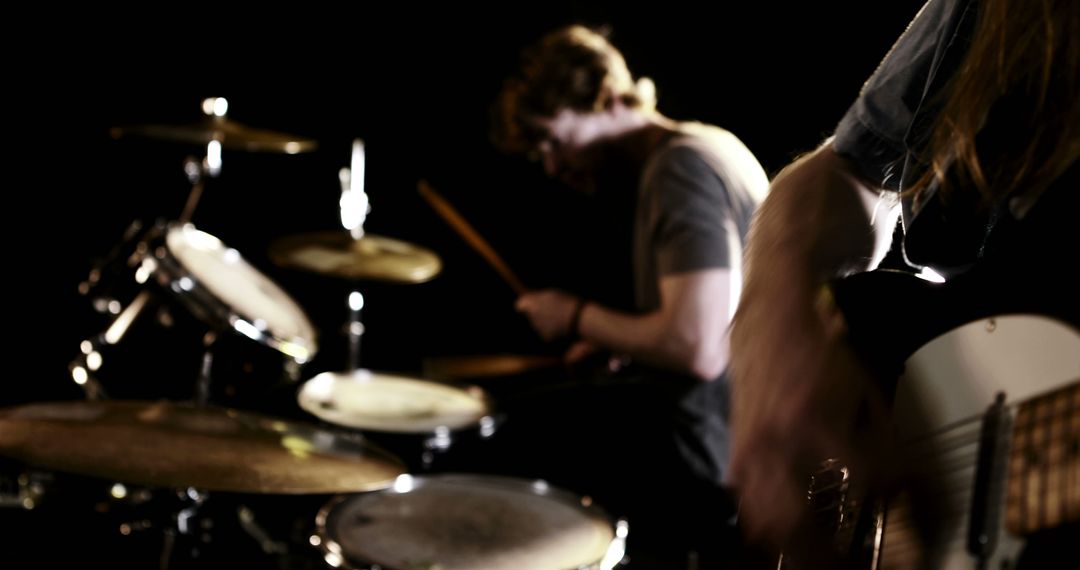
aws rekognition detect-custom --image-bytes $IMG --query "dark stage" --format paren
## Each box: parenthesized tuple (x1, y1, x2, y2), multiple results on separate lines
(6, 3, 923, 567)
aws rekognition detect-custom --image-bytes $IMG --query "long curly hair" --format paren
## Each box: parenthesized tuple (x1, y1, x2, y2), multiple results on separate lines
(908, 0, 1079, 207)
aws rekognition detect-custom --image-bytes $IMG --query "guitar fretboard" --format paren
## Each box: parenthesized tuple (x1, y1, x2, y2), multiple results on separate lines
(1005, 380, 1080, 535)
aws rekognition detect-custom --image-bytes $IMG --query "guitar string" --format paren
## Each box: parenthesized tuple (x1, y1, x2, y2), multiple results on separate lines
(807, 386, 1075, 561)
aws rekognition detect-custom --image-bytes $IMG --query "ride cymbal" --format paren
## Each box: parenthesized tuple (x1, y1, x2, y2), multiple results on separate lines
(111, 116, 317, 153)
(269, 231, 442, 283)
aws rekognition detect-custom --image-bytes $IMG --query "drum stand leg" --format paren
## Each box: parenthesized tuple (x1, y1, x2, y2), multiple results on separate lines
(179, 156, 215, 225)
(156, 487, 210, 570)
(178, 98, 228, 225)
(346, 290, 365, 371)
(194, 333, 218, 407)
(69, 290, 155, 400)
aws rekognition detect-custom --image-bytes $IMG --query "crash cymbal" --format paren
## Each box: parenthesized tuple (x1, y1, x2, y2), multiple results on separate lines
(269, 231, 442, 283)
(422, 354, 563, 381)
(110, 116, 317, 153)
(0, 401, 405, 494)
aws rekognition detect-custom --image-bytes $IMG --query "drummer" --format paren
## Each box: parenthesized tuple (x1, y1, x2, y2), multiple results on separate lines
(491, 26, 768, 568)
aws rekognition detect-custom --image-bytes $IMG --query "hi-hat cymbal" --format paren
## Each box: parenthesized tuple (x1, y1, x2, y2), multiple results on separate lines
(269, 231, 442, 283)
(0, 401, 405, 494)
(110, 117, 317, 153)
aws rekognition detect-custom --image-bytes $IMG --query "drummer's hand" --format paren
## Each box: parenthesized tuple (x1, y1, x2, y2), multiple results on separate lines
(515, 289, 581, 341)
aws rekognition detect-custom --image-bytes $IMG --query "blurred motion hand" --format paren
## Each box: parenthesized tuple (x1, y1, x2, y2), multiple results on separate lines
(515, 289, 582, 341)
(728, 285, 893, 557)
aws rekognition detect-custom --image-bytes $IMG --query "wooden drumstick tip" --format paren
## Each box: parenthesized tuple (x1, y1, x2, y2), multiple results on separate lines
(417, 179, 527, 296)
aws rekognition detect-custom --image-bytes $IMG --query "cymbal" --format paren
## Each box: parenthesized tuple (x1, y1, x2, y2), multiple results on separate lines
(422, 354, 563, 380)
(298, 369, 494, 433)
(110, 117, 317, 153)
(0, 401, 405, 494)
(269, 231, 442, 283)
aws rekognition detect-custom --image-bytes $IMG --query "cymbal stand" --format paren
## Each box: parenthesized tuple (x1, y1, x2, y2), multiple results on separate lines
(193, 332, 218, 407)
(69, 289, 154, 400)
(346, 291, 365, 372)
(178, 97, 228, 224)
(153, 487, 211, 570)
(340, 139, 370, 372)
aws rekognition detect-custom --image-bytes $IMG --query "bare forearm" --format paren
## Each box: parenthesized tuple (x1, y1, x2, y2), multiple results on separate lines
(747, 144, 885, 291)
(727, 143, 898, 543)
(733, 144, 886, 388)
(579, 270, 732, 380)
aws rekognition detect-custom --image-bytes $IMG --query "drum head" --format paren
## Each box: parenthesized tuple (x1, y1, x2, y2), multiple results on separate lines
(298, 370, 491, 433)
(318, 474, 624, 570)
(165, 224, 316, 361)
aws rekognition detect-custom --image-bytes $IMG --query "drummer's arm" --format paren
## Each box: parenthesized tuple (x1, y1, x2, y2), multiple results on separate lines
(578, 268, 732, 381)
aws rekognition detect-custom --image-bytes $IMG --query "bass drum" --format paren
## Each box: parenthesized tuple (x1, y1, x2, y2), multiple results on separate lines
(315, 473, 628, 570)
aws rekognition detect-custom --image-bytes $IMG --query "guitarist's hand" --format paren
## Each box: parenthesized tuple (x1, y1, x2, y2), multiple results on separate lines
(727, 143, 900, 561)
(729, 284, 894, 560)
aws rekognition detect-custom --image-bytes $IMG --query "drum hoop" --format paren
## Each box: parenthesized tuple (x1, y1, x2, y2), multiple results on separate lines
(142, 221, 317, 362)
(314, 473, 627, 570)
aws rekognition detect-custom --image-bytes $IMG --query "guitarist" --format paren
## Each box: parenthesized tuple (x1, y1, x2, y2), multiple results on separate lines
(730, 0, 1078, 566)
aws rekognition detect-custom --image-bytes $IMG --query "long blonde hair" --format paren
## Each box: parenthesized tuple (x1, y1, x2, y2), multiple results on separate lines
(908, 0, 1079, 206)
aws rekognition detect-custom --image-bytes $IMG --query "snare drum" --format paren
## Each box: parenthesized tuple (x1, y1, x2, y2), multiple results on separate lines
(315, 474, 628, 570)
(298, 370, 496, 469)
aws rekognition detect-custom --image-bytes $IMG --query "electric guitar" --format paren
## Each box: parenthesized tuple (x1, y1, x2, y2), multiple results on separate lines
(792, 269, 1080, 569)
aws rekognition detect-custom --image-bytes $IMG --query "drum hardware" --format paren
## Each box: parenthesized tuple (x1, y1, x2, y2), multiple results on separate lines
(100, 484, 242, 570)
(111, 97, 317, 224)
(0, 468, 50, 510)
(194, 331, 217, 407)
(236, 505, 289, 555)
(76, 99, 319, 404)
(79, 219, 147, 308)
(69, 288, 155, 400)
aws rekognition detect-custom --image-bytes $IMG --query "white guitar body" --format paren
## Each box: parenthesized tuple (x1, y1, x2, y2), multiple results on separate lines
(880, 314, 1080, 569)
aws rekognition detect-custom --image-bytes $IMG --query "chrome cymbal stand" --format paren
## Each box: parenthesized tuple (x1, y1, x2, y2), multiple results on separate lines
(178, 97, 228, 224)
(341, 139, 370, 372)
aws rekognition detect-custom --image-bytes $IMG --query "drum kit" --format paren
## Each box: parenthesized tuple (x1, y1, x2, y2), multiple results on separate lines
(0, 99, 626, 569)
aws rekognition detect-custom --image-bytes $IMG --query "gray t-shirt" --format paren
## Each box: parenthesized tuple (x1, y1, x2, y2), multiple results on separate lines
(630, 122, 767, 484)
(634, 123, 767, 311)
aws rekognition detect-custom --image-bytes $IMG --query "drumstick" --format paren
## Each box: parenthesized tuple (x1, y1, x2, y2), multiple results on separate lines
(418, 179, 527, 295)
